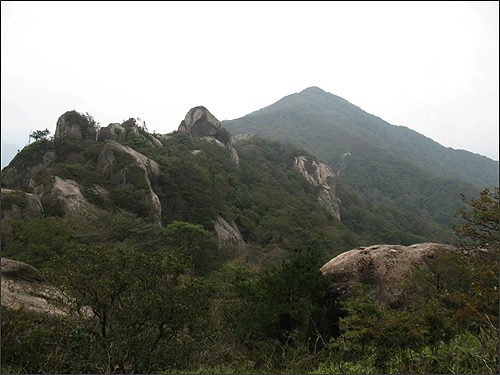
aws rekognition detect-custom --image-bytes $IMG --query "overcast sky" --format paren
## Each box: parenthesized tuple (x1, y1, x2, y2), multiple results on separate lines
(2, 1, 499, 167)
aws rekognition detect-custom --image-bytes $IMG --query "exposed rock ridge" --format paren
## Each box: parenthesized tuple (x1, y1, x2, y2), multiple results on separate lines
(97, 139, 162, 225)
(294, 156, 341, 220)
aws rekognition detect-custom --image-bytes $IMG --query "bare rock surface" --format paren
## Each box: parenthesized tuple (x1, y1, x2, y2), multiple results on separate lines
(52, 176, 89, 213)
(214, 215, 246, 249)
(179, 106, 222, 136)
(321, 243, 460, 307)
(294, 156, 341, 220)
(1, 258, 70, 316)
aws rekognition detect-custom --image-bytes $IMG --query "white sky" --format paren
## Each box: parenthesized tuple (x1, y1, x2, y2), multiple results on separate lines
(2, 1, 499, 161)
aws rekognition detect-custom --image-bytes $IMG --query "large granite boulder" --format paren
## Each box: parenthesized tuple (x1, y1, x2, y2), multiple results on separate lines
(321, 243, 461, 308)
(1, 188, 44, 222)
(179, 106, 222, 137)
(1, 258, 70, 316)
(294, 156, 341, 220)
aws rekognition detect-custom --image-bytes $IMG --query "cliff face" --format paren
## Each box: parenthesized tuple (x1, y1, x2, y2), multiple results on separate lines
(294, 156, 341, 220)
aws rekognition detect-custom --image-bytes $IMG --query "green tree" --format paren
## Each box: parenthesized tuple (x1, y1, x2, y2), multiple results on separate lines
(236, 246, 331, 343)
(452, 187, 499, 251)
(29, 128, 51, 142)
(47, 245, 213, 373)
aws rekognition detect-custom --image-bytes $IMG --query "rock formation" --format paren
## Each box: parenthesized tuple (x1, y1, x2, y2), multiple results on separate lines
(231, 132, 256, 143)
(97, 139, 162, 225)
(51, 176, 89, 213)
(294, 156, 341, 220)
(97, 123, 127, 142)
(1, 149, 56, 189)
(1, 258, 70, 316)
(214, 215, 246, 249)
(178, 106, 240, 167)
(55, 110, 97, 141)
(320, 243, 461, 308)
(1, 188, 44, 222)
(179, 106, 222, 137)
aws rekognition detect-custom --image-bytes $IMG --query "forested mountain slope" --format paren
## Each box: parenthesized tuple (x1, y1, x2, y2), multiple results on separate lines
(223, 86, 495, 234)
(1, 109, 456, 269)
(223, 86, 498, 189)
(2, 108, 497, 374)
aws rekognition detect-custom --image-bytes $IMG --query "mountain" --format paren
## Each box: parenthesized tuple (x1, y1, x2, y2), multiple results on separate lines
(2, 106, 496, 374)
(223, 86, 498, 189)
(223, 86, 497, 233)
(0, 109, 355, 271)
(1, 107, 457, 274)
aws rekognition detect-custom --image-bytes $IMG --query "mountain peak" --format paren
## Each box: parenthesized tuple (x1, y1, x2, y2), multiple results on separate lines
(300, 86, 326, 94)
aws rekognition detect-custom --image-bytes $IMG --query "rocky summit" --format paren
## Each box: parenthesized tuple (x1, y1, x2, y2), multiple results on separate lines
(178, 106, 222, 137)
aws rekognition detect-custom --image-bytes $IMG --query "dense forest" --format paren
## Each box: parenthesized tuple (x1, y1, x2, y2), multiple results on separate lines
(1, 108, 498, 374)
(223, 87, 498, 234)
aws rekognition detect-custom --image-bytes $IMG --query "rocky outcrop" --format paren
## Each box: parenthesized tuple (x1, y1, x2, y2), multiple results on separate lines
(321, 243, 461, 308)
(1, 148, 55, 189)
(336, 152, 351, 176)
(179, 106, 240, 167)
(214, 215, 246, 249)
(179, 106, 222, 137)
(1, 258, 70, 316)
(294, 156, 341, 220)
(97, 139, 162, 225)
(97, 123, 127, 142)
(51, 176, 89, 213)
(231, 132, 256, 143)
(55, 110, 97, 141)
(1, 188, 44, 222)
